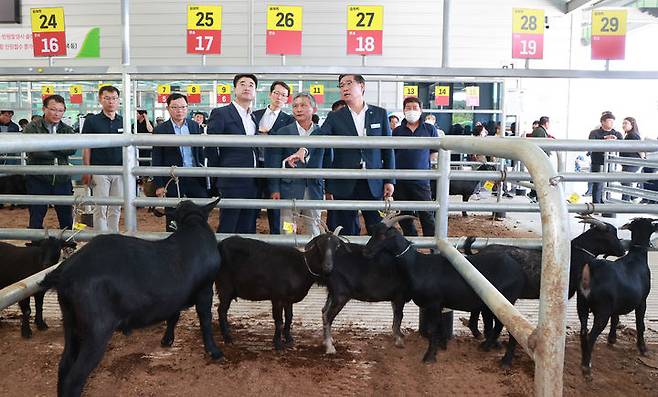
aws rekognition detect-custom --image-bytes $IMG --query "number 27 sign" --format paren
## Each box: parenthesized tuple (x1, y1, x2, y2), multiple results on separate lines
(347, 5, 383, 55)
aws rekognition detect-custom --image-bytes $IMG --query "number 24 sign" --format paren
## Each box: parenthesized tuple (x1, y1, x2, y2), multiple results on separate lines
(30, 8, 67, 57)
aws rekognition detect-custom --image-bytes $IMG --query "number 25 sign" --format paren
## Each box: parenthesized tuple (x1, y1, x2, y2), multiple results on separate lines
(31, 8, 67, 57)
(347, 5, 383, 55)
(187, 5, 222, 55)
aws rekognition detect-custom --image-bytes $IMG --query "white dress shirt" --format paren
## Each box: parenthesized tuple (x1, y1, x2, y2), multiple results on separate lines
(348, 102, 368, 137)
(259, 105, 281, 132)
(232, 101, 257, 167)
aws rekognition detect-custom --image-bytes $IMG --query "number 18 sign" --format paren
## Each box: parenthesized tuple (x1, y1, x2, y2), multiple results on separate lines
(187, 5, 222, 54)
(347, 5, 383, 55)
(31, 8, 67, 57)
(511, 8, 544, 59)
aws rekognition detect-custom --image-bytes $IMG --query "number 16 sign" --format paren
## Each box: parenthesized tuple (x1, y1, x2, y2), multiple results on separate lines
(347, 5, 383, 55)
(31, 8, 67, 57)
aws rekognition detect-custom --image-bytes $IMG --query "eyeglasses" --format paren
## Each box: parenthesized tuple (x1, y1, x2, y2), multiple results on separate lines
(169, 105, 188, 110)
(45, 107, 65, 114)
(101, 96, 119, 102)
(271, 91, 289, 98)
(338, 80, 356, 89)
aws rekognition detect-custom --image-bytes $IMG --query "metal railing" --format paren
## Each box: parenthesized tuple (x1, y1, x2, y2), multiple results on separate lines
(2, 133, 658, 396)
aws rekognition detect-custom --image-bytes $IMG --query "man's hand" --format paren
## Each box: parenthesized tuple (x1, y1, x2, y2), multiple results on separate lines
(325, 192, 334, 200)
(284, 148, 307, 168)
(604, 134, 618, 140)
(155, 187, 166, 197)
(383, 183, 394, 199)
(82, 174, 92, 186)
(270, 192, 281, 200)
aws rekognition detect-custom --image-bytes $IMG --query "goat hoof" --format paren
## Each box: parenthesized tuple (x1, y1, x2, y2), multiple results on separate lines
(439, 341, 448, 351)
(161, 337, 174, 347)
(581, 365, 592, 380)
(36, 321, 48, 331)
(209, 349, 224, 360)
(607, 336, 617, 345)
(422, 354, 437, 364)
(284, 338, 294, 349)
(21, 327, 32, 339)
(274, 342, 283, 351)
(478, 341, 491, 352)
(325, 345, 337, 355)
(394, 338, 405, 348)
(222, 335, 233, 344)
(639, 347, 649, 356)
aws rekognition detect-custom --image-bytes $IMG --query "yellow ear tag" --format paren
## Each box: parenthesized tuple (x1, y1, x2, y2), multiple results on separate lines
(483, 181, 495, 191)
(73, 222, 87, 231)
(282, 221, 297, 234)
(567, 193, 581, 204)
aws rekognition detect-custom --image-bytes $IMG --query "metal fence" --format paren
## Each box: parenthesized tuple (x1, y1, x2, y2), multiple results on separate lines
(1, 133, 658, 396)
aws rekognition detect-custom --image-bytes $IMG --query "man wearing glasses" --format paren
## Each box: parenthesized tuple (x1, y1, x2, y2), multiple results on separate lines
(286, 74, 395, 235)
(253, 81, 295, 234)
(22, 94, 76, 230)
(206, 73, 260, 234)
(82, 85, 124, 232)
(152, 93, 208, 231)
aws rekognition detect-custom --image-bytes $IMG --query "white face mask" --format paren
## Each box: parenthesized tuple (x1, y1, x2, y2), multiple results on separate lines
(404, 110, 422, 123)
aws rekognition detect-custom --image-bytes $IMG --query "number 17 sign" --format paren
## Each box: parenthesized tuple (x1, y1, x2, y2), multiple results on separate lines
(187, 5, 222, 54)
(347, 5, 383, 55)
(511, 8, 544, 59)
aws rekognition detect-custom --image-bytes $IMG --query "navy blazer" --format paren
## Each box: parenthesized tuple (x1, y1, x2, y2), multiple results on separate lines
(151, 119, 205, 189)
(206, 103, 259, 190)
(253, 107, 294, 134)
(319, 104, 395, 197)
(265, 122, 324, 200)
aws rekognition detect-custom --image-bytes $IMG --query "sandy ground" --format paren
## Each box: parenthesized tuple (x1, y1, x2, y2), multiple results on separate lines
(2, 207, 658, 395)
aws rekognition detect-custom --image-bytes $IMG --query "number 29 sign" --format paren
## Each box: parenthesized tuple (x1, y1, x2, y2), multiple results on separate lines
(347, 5, 383, 55)
(511, 8, 544, 59)
(187, 5, 222, 54)
(31, 8, 67, 57)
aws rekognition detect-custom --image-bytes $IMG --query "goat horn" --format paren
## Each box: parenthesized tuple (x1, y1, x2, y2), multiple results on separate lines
(58, 229, 66, 240)
(382, 215, 416, 228)
(332, 226, 343, 236)
(318, 218, 329, 234)
(576, 214, 606, 230)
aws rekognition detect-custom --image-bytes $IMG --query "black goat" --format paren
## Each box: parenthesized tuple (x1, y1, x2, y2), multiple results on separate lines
(449, 163, 496, 216)
(40, 198, 222, 397)
(463, 215, 625, 367)
(364, 215, 526, 363)
(216, 231, 343, 351)
(0, 174, 27, 209)
(578, 217, 656, 380)
(0, 235, 76, 338)
(321, 240, 410, 354)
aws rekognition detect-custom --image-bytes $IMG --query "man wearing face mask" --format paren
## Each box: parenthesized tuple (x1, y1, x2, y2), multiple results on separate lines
(392, 97, 438, 237)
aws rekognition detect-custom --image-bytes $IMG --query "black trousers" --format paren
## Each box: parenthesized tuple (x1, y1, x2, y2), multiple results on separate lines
(394, 182, 435, 237)
(332, 180, 382, 235)
(25, 176, 73, 230)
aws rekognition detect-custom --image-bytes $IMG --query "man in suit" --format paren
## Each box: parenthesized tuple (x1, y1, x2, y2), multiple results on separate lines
(206, 74, 260, 234)
(152, 93, 208, 231)
(253, 81, 295, 234)
(265, 92, 324, 236)
(286, 74, 395, 235)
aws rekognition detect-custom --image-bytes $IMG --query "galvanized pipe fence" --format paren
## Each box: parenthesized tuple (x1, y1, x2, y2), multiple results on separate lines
(2, 133, 658, 397)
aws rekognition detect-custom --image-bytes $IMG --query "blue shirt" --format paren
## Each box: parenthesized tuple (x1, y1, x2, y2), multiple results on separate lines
(393, 120, 439, 186)
(173, 119, 194, 168)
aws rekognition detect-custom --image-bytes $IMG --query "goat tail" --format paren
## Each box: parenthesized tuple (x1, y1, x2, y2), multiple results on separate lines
(579, 263, 591, 298)
(39, 264, 63, 291)
(463, 236, 477, 255)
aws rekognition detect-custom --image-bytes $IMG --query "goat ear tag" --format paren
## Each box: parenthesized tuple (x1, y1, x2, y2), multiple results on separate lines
(282, 221, 297, 234)
(567, 193, 581, 204)
(73, 222, 87, 230)
(483, 181, 495, 191)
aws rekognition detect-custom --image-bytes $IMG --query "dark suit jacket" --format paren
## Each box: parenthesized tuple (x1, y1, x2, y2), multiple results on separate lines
(265, 122, 324, 200)
(253, 107, 294, 135)
(319, 104, 395, 197)
(206, 103, 258, 191)
(151, 119, 205, 190)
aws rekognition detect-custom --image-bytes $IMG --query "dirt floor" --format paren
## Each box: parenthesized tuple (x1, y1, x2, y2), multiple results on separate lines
(3, 207, 658, 396)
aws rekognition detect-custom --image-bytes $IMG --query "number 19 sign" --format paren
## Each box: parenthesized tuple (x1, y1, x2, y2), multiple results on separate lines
(511, 8, 544, 59)
(187, 5, 222, 54)
(31, 8, 67, 57)
(347, 5, 383, 55)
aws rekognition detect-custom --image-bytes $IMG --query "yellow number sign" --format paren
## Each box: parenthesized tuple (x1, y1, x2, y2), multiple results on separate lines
(187, 5, 222, 30)
(347, 5, 384, 30)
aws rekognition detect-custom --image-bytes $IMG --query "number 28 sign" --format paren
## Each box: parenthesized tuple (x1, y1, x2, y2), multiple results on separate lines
(511, 8, 544, 59)
(30, 8, 67, 57)
(347, 5, 383, 55)
(187, 5, 222, 54)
